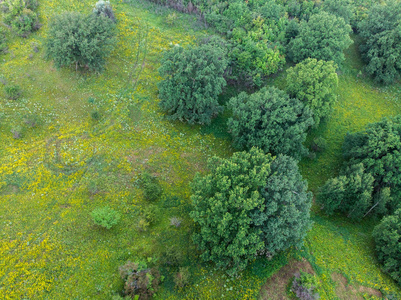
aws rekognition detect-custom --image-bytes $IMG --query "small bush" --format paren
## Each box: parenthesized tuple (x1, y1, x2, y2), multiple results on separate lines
(141, 172, 162, 201)
(311, 137, 328, 153)
(90, 110, 101, 121)
(119, 260, 161, 299)
(23, 114, 39, 128)
(166, 12, 177, 25)
(93, 0, 115, 22)
(174, 266, 190, 288)
(291, 271, 320, 300)
(11, 127, 22, 139)
(0, 28, 7, 54)
(169, 216, 182, 228)
(91, 206, 120, 229)
(5, 84, 21, 100)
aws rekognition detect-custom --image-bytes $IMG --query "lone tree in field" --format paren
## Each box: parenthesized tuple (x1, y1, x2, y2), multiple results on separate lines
(318, 115, 401, 220)
(45, 12, 115, 72)
(158, 39, 228, 125)
(288, 11, 352, 65)
(372, 209, 401, 284)
(359, 0, 401, 84)
(227, 86, 314, 159)
(190, 148, 312, 275)
(286, 58, 338, 126)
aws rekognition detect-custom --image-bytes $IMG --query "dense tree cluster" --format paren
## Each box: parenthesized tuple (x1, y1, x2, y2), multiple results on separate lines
(359, 0, 401, 84)
(227, 87, 313, 159)
(1, 0, 40, 37)
(318, 116, 401, 219)
(190, 148, 312, 275)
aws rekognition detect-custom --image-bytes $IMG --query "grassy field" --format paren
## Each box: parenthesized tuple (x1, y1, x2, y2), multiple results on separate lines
(1, 0, 401, 299)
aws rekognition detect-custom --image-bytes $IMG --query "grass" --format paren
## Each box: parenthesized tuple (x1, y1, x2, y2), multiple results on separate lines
(1, 1, 401, 300)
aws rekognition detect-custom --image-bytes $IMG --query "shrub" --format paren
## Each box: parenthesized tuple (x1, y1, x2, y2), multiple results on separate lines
(158, 39, 228, 125)
(4, 84, 21, 100)
(11, 127, 22, 139)
(169, 216, 182, 228)
(359, 0, 401, 84)
(93, 0, 115, 22)
(45, 12, 115, 72)
(166, 12, 177, 25)
(291, 271, 320, 300)
(91, 206, 120, 229)
(286, 59, 338, 127)
(90, 110, 101, 121)
(227, 86, 313, 159)
(311, 137, 328, 153)
(288, 11, 352, 65)
(141, 173, 162, 202)
(119, 260, 161, 299)
(0, 28, 7, 54)
(2, 0, 40, 37)
(191, 148, 312, 275)
(372, 209, 401, 284)
(174, 267, 190, 288)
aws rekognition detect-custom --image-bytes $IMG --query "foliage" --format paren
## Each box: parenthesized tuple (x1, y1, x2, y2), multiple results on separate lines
(141, 172, 162, 202)
(1, 0, 40, 37)
(227, 86, 313, 159)
(45, 12, 115, 72)
(90, 206, 120, 229)
(358, 0, 401, 84)
(311, 137, 328, 153)
(0, 28, 7, 54)
(291, 271, 320, 300)
(190, 148, 312, 275)
(288, 11, 353, 65)
(174, 266, 190, 288)
(343, 115, 401, 212)
(373, 209, 401, 284)
(286, 58, 338, 127)
(4, 84, 21, 100)
(119, 260, 161, 299)
(322, 0, 354, 24)
(158, 40, 228, 124)
(169, 216, 181, 228)
(93, 0, 116, 22)
(316, 163, 376, 219)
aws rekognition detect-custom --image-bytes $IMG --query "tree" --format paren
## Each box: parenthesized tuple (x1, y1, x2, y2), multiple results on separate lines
(372, 209, 401, 284)
(316, 163, 375, 219)
(286, 58, 338, 126)
(343, 115, 401, 212)
(288, 11, 352, 65)
(158, 39, 228, 125)
(45, 12, 115, 72)
(322, 0, 354, 25)
(227, 87, 313, 159)
(318, 116, 401, 220)
(190, 148, 312, 275)
(358, 0, 401, 84)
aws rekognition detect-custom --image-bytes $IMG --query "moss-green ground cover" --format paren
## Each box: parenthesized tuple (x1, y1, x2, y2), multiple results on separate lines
(1, 1, 400, 299)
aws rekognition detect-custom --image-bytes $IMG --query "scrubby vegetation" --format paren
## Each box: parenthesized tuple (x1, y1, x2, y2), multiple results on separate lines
(1, 0, 401, 298)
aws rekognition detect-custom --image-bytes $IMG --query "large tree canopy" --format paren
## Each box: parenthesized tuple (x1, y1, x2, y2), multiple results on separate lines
(190, 148, 312, 275)
(227, 87, 313, 159)
(158, 40, 228, 125)
(286, 58, 338, 126)
(372, 209, 401, 284)
(359, 0, 401, 84)
(288, 11, 352, 65)
(45, 12, 115, 71)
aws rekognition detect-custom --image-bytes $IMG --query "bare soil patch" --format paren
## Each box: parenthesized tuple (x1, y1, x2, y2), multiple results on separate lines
(331, 272, 382, 299)
(259, 258, 314, 300)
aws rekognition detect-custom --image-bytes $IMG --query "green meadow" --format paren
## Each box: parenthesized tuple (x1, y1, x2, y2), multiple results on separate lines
(1, 0, 400, 299)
